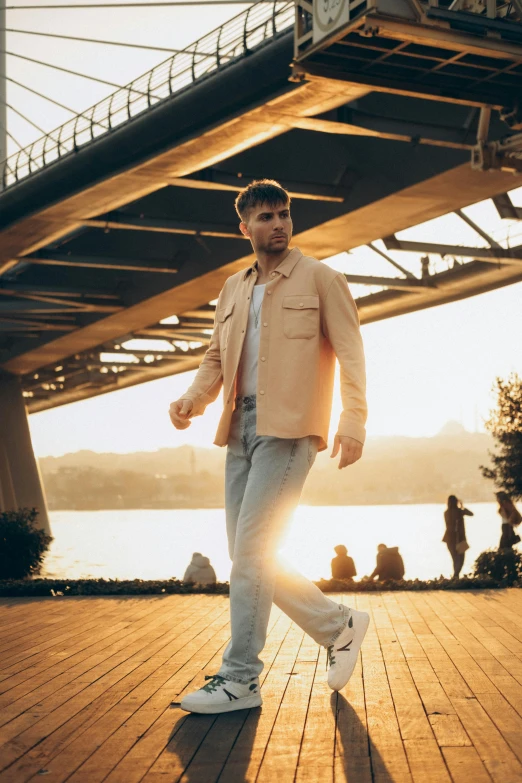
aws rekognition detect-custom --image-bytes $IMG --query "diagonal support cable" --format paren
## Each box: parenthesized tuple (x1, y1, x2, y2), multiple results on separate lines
(5, 50, 127, 89)
(6, 129, 23, 150)
(6, 76, 109, 130)
(3, 28, 228, 58)
(4, 51, 162, 101)
(3, 100, 62, 145)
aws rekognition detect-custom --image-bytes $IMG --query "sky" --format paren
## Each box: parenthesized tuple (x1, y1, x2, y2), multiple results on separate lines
(3, 1, 522, 457)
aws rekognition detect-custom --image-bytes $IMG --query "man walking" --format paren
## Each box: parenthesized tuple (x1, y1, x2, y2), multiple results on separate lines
(169, 179, 368, 714)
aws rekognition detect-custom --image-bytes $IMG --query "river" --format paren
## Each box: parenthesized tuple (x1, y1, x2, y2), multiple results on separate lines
(40, 502, 506, 582)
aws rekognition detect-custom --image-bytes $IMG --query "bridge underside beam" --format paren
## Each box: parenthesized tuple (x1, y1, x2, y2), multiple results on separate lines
(382, 238, 522, 264)
(2, 157, 521, 381)
(1, 29, 522, 411)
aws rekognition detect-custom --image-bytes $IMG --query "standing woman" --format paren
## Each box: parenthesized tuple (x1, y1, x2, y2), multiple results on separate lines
(443, 495, 474, 579)
(497, 492, 522, 550)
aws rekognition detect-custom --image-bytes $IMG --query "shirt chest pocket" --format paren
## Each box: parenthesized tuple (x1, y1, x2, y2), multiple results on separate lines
(217, 301, 235, 347)
(282, 295, 320, 339)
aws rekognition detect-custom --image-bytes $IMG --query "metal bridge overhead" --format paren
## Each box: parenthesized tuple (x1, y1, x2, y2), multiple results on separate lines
(294, 0, 522, 109)
(1, 0, 522, 413)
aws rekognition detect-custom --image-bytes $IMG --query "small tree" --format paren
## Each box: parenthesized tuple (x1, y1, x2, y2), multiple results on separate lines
(0, 508, 53, 580)
(481, 373, 522, 499)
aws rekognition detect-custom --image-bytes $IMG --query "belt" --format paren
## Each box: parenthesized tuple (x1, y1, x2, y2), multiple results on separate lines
(234, 394, 257, 411)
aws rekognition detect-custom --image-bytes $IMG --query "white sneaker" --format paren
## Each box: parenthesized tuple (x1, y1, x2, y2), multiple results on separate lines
(180, 675, 262, 714)
(326, 610, 370, 691)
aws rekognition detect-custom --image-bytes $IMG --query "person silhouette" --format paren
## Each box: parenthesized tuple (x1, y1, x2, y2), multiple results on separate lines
(369, 544, 405, 581)
(496, 492, 522, 550)
(183, 553, 217, 585)
(443, 495, 473, 579)
(331, 545, 356, 580)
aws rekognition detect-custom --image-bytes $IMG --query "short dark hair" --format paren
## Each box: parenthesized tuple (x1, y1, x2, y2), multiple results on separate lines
(234, 178, 290, 222)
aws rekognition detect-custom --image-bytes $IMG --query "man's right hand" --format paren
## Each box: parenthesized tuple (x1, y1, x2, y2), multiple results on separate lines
(169, 398, 194, 430)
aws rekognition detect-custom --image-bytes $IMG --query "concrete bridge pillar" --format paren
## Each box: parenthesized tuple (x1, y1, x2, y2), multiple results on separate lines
(0, 373, 51, 534)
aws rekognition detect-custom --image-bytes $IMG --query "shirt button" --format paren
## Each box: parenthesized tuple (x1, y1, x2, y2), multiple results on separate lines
(271, 272, 276, 277)
(299, 303, 304, 307)
(267, 291, 272, 296)
(263, 322, 268, 327)
(261, 357, 266, 361)
(259, 390, 265, 394)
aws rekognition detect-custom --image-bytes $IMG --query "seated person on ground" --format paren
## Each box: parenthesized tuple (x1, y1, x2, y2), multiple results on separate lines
(369, 543, 405, 581)
(183, 552, 217, 585)
(331, 544, 357, 580)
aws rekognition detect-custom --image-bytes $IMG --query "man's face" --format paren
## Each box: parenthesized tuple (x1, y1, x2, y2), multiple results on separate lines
(240, 201, 292, 255)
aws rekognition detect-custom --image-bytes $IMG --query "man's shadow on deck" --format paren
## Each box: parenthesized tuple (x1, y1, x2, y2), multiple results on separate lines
(164, 692, 394, 782)
(164, 704, 261, 782)
(334, 692, 394, 783)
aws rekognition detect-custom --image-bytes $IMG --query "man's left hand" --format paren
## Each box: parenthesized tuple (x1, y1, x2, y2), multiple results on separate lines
(330, 435, 363, 469)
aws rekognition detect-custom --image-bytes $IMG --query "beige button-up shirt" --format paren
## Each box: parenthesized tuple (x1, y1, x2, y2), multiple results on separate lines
(182, 247, 367, 452)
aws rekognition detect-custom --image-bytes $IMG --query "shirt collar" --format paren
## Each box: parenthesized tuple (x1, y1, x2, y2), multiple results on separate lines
(242, 247, 303, 282)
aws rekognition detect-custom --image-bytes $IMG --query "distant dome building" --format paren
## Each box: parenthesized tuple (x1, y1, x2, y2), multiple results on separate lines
(438, 421, 468, 437)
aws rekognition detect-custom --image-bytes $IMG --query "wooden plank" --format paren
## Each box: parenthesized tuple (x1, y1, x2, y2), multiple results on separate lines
(218, 620, 303, 783)
(2, 590, 522, 783)
(356, 594, 413, 783)
(0, 602, 213, 774)
(22, 607, 233, 783)
(178, 612, 291, 783)
(442, 747, 493, 783)
(295, 646, 335, 783)
(475, 692, 522, 765)
(0, 598, 206, 743)
(0, 596, 147, 655)
(334, 615, 372, 783)
(428, 715, 471, 748)
(403, 738, 452, 783)
(0, 597, 164, 675)
(450, 697, 522, 783)
(102, 612, 289, 783)
(0, 596, 188, 704)
(256, 653, 316, 781)
(0, 599, 229, 780)
(0, 601, 124, 663)
(141, 612, 299, 783)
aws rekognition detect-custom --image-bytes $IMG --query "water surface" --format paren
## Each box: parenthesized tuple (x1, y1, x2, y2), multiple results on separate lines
(41, 503, 505, 583)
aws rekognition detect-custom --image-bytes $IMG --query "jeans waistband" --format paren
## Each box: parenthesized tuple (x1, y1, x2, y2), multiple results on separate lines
(235, 394, 256, 411)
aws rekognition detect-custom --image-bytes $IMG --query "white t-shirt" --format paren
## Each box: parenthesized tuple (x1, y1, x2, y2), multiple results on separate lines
(236, 283, 266, 398)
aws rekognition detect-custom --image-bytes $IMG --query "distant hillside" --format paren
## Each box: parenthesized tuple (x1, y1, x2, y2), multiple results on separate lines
(39, 425, 496, 510)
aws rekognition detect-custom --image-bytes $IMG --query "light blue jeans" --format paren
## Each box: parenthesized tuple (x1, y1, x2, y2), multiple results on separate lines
(218, 394, 349, 684)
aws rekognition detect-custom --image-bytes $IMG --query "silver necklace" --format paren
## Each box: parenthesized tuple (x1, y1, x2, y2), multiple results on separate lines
(251, 288, 264, 328)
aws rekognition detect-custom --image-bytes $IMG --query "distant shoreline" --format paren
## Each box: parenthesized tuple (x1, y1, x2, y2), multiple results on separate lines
(48, 499, 495, 512)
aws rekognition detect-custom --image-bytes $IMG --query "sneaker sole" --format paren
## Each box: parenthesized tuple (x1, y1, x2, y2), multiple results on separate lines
(180, 693, 262, 714)
(328, 612, 370, 692)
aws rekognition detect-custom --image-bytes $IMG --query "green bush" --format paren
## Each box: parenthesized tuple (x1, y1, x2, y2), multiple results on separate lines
(0, 508, 52, 579)
(473, 548, 522, 586)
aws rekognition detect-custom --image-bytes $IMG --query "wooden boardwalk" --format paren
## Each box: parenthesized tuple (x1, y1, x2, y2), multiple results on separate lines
(1, 592, 522, 783)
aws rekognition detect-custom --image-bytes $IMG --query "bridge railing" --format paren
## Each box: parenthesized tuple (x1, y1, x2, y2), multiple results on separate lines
(1, 0, 294, 190)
